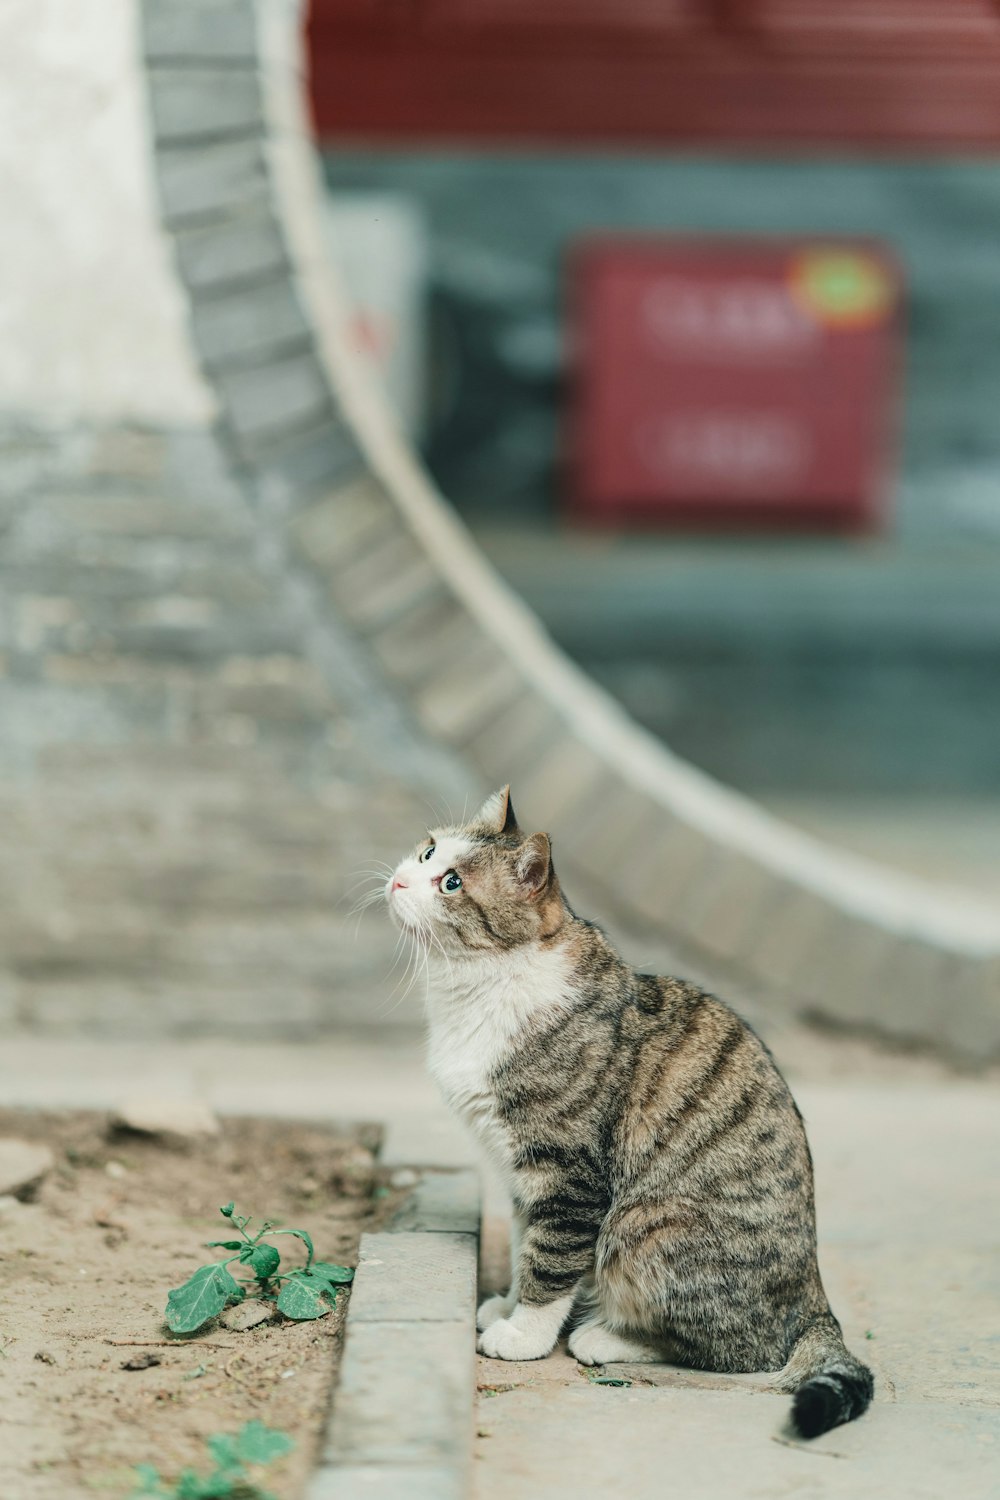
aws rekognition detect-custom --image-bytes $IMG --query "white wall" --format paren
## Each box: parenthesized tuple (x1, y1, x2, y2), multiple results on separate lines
(0, 0, 214, 425)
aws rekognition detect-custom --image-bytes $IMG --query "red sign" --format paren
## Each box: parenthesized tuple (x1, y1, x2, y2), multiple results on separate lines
(568, 239, 903, 530)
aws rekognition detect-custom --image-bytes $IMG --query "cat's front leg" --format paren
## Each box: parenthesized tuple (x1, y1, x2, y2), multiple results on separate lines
(477, 1200, 596, 1361)
(476, 1209, 523, 1331)
(476, 1293, 515, 1331)
(477, 1292, 576, 1360)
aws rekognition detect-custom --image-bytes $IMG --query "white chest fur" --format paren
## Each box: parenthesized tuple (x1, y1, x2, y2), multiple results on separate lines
(425, 942, 574, 1187)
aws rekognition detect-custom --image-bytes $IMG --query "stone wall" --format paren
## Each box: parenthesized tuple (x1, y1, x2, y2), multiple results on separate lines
(0, 417, 465, 1036)
(0, 0, 476, 1038)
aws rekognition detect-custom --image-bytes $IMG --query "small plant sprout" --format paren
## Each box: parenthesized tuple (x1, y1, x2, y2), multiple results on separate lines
(165, 1203, 354, 1335)
(131, 1420, 293, 1500)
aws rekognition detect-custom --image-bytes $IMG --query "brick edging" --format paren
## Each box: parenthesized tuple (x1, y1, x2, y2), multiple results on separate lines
(307, 1169, 481, 1500)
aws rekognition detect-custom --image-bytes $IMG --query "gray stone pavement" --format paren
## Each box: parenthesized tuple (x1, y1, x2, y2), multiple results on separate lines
(2, 1028, 998, 1498)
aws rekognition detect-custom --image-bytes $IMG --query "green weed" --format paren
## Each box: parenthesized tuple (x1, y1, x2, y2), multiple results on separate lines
(165, 1203, 354, 1335)
(131, 1420, 292, 1500)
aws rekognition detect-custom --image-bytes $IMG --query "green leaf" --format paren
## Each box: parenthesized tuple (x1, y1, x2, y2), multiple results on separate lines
(309, 1262, 355, 1285)
(220, 1203, 235, 1218)
(131, 1464, 166, 1497)
(276, 1272, 331, 1321)
(205, 1241, 244, 1251)
(232, 1421, 295, 1466)
(246, 1243, 281, 1280)
(176, 1471, 234, 1500)
(166, 1262, 244, 1333)
(206, 1433, 241, 1473)
(273, 1227, 314, 1266)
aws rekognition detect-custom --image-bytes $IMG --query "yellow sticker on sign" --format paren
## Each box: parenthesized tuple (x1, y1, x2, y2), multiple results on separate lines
(788, 250, 896, 329)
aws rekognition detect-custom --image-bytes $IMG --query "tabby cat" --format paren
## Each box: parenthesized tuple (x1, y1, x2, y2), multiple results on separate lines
(385, 786, 873, 1438)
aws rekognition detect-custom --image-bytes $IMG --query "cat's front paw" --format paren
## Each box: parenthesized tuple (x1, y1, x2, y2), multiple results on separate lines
(476, 1294, 514, 1332)
(477, 1317, 553, 1361)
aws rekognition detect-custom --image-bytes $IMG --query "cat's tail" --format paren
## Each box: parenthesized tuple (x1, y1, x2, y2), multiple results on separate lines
(784, 1313, 874, 1439)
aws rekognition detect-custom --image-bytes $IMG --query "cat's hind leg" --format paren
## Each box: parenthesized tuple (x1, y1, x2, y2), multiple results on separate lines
(568, 1316, 661, 1366)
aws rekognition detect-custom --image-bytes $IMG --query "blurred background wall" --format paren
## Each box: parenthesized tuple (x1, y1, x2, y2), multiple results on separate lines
(0, 0, 460, 1038)
(0, 0, 997, 1053)
(312, 0, 1000, 897)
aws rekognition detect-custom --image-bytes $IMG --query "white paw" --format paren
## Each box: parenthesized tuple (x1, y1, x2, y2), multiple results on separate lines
(568, 1323, 660, 1366)
(476, 1294, 514, 1333)
(477, 1317, 553, 1361)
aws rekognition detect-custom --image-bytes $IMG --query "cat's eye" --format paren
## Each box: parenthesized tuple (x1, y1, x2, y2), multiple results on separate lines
(442, 871, 462, 893)
(420, 843, 435, 862)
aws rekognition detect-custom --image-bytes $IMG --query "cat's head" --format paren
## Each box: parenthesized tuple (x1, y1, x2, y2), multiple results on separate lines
(386, 786, 561, 955)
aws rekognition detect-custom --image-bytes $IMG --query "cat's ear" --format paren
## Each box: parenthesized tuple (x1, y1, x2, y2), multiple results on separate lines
(516, 833, 551, 898)
(473, 785, 518, 836)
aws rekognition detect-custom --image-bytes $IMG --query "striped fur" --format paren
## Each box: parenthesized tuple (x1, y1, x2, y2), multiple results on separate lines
(386, 787, 873, 1437)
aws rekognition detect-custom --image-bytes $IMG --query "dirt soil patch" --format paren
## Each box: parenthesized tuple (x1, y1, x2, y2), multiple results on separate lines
(0, 1109, 394, 1499)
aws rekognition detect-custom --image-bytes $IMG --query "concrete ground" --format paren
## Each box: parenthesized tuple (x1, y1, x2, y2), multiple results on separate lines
(3, 1025, 998, 1499)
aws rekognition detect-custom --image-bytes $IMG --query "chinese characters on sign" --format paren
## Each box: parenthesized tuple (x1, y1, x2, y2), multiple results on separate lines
(570, 240, 902, 530)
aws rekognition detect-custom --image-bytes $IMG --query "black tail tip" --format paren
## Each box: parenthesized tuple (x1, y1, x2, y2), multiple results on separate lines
(792, 1382, 842, 1439)
(792, 1369, 874, 1439)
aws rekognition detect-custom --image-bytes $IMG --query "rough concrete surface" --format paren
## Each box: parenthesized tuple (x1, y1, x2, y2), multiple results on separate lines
(327, 1319, 474, 1466)
(389, 1169, 481, 1234)
(475, 1386, 999, 1500)
(348, 1231, 478, 1326)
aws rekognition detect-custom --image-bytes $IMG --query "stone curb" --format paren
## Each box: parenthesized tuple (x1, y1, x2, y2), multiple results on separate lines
(306, 1168, 481, 1500)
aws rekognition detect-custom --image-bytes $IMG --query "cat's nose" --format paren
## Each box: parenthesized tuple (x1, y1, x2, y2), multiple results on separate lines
(391, 877, 407, 891)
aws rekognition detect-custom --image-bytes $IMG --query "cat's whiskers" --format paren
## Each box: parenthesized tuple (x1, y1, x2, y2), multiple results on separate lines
(376, 917, 434, 1018)
(349, 891, 388, 939)
(344, 862, 396, 936)
(378, 939, 418, 1012)
(421, 922, 459, 994)
(424, 793, 456, 829)
(369, 922, 411, 1005)
(348, 884, 390, 919)
(345, 861, 394, 889)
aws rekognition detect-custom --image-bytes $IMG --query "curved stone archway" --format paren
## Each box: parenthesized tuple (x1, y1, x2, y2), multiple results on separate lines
(0, 3, 994, 1053)
(134, 0, 1000, 1058)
